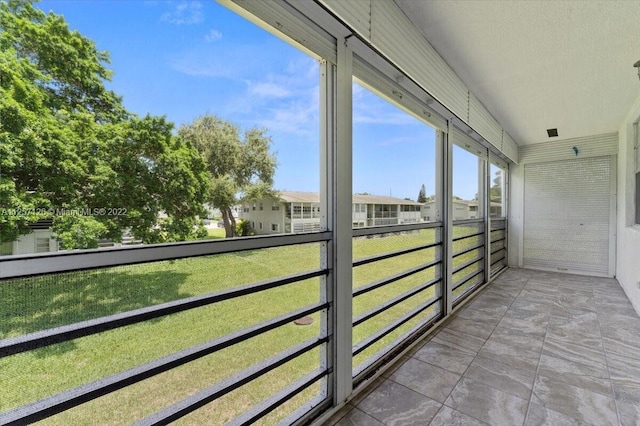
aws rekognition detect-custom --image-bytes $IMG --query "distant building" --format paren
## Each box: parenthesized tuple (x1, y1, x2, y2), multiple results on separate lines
(1, 220, 145, 256)
(421, 199, 501, 222)
(202, 204, 241, 220)
(240, 191, 423, 235)
(0, 220, 57, 256)
(421, 198, 473, 221)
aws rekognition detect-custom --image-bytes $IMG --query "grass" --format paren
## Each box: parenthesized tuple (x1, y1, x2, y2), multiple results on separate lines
(1, 245, 323, 425)
(0, 226, 484, 424)
(205, 227, 226, 239)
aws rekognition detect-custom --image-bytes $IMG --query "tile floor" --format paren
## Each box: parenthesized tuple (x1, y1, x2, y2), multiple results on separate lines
(325, 268, 640, 426)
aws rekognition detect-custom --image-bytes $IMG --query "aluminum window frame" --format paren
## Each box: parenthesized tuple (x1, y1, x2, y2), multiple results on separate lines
(349, 62, 445, 379)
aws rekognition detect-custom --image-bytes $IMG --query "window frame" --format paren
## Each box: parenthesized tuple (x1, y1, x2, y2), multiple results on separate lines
(35, 237, 50, 253)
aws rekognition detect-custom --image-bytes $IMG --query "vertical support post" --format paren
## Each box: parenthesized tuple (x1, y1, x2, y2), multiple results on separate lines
(328, 36, 353, 404)
(634, 122, 638, 173)
(319, 58, 333, 403)
(439, 124, 453, 315)
(485, 153, 492, 280)
(634, 122, 639, 226)
(504, 163, 509, 268)
(608, 155, 617, 278)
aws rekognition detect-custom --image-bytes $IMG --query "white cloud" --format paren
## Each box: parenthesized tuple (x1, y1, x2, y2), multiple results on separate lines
(247, 82, 291, 98)
(170, 52, 237, 79)
(353, 108, 416, 126)
(226, 85, 319, 136)
(352, 83, 417, 126)
(161, 1, 203, 25)
(170, 44, 266, 79)
(204, 29, 222, 42)
(257, 91, 319, 135)
(374, 135, 424, 147)
(171, 60, 225, 78)
(170, 43, 319, 135)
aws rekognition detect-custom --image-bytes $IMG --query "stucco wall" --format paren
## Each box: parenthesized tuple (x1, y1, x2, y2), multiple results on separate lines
(240, 201, 285, 235)
(616, 93, 640, 315)
(14, 229, 56, 255)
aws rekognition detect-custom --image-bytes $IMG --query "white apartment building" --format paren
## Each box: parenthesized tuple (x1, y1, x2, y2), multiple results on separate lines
(241, 191, 423, 234)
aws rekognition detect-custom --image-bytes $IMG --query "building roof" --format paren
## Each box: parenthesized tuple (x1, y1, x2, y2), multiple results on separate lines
(423, 199, 501, 207)
(28, 219, 54, 230)
(352, 194, 423, 206)
(425, 198, 471, 205)
(275, 191, 423, 206)
(277, 191, 320, 203)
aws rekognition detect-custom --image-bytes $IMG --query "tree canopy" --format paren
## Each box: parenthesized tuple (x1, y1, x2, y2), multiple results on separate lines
(178, 115, 277, 237)
(0, 0, 210, 248)
(490, 170, 502, 203)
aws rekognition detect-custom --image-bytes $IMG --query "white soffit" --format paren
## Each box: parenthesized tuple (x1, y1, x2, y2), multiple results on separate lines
(394, 0, 640, 146)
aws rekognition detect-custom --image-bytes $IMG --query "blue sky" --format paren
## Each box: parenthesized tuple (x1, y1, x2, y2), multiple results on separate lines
(36, 0, 478, 200)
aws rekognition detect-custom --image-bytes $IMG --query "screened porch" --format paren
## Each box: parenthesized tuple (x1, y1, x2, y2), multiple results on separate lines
(1, 1, 640, 425)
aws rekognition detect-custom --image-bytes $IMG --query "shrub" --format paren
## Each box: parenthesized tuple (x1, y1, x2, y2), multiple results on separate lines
(236, 220, 254, 237)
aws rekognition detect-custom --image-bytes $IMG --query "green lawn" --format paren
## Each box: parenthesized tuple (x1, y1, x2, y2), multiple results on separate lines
(0, 226, 483, 425)
(205, 227, 226, 239)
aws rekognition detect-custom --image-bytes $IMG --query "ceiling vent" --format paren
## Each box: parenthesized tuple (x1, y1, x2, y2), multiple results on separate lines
(547, 128, 558, 138)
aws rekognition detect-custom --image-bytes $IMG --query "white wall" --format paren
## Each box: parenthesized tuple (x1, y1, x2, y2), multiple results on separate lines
(616, 93, 640, 315)
(14, 229, 56, 255)
(240, 201, 285, 235)
(509, 133, 619, 278)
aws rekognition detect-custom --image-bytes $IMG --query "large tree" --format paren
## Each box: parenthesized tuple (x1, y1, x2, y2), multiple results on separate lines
(0, 0, 210, 248)
(178, 115, 277, 238)
(417, 184, 427, 203)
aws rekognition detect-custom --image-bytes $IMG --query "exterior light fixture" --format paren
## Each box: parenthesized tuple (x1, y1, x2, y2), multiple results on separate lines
(635, 60, 640, 81)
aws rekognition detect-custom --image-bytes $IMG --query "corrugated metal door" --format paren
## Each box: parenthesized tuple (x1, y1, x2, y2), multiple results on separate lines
(523, 156, 614, 276)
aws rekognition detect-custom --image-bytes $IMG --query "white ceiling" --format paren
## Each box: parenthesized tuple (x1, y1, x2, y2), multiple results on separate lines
(394, 0, 640, 146)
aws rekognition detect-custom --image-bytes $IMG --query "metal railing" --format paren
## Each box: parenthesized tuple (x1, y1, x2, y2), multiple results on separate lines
(0, 232, 332, 425)
(451, 219, 486, 306)
(351, 222, 444, 381)
(0, 218, 508, 424)
(490, 218, 507, 276)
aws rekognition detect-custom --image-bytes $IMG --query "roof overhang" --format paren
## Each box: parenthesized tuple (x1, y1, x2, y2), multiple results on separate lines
(395, 0, 640, 146)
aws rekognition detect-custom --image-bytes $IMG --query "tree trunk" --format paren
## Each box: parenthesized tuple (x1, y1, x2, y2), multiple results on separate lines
(221, 208, 234, 238)
(227, 207, 237, 237)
